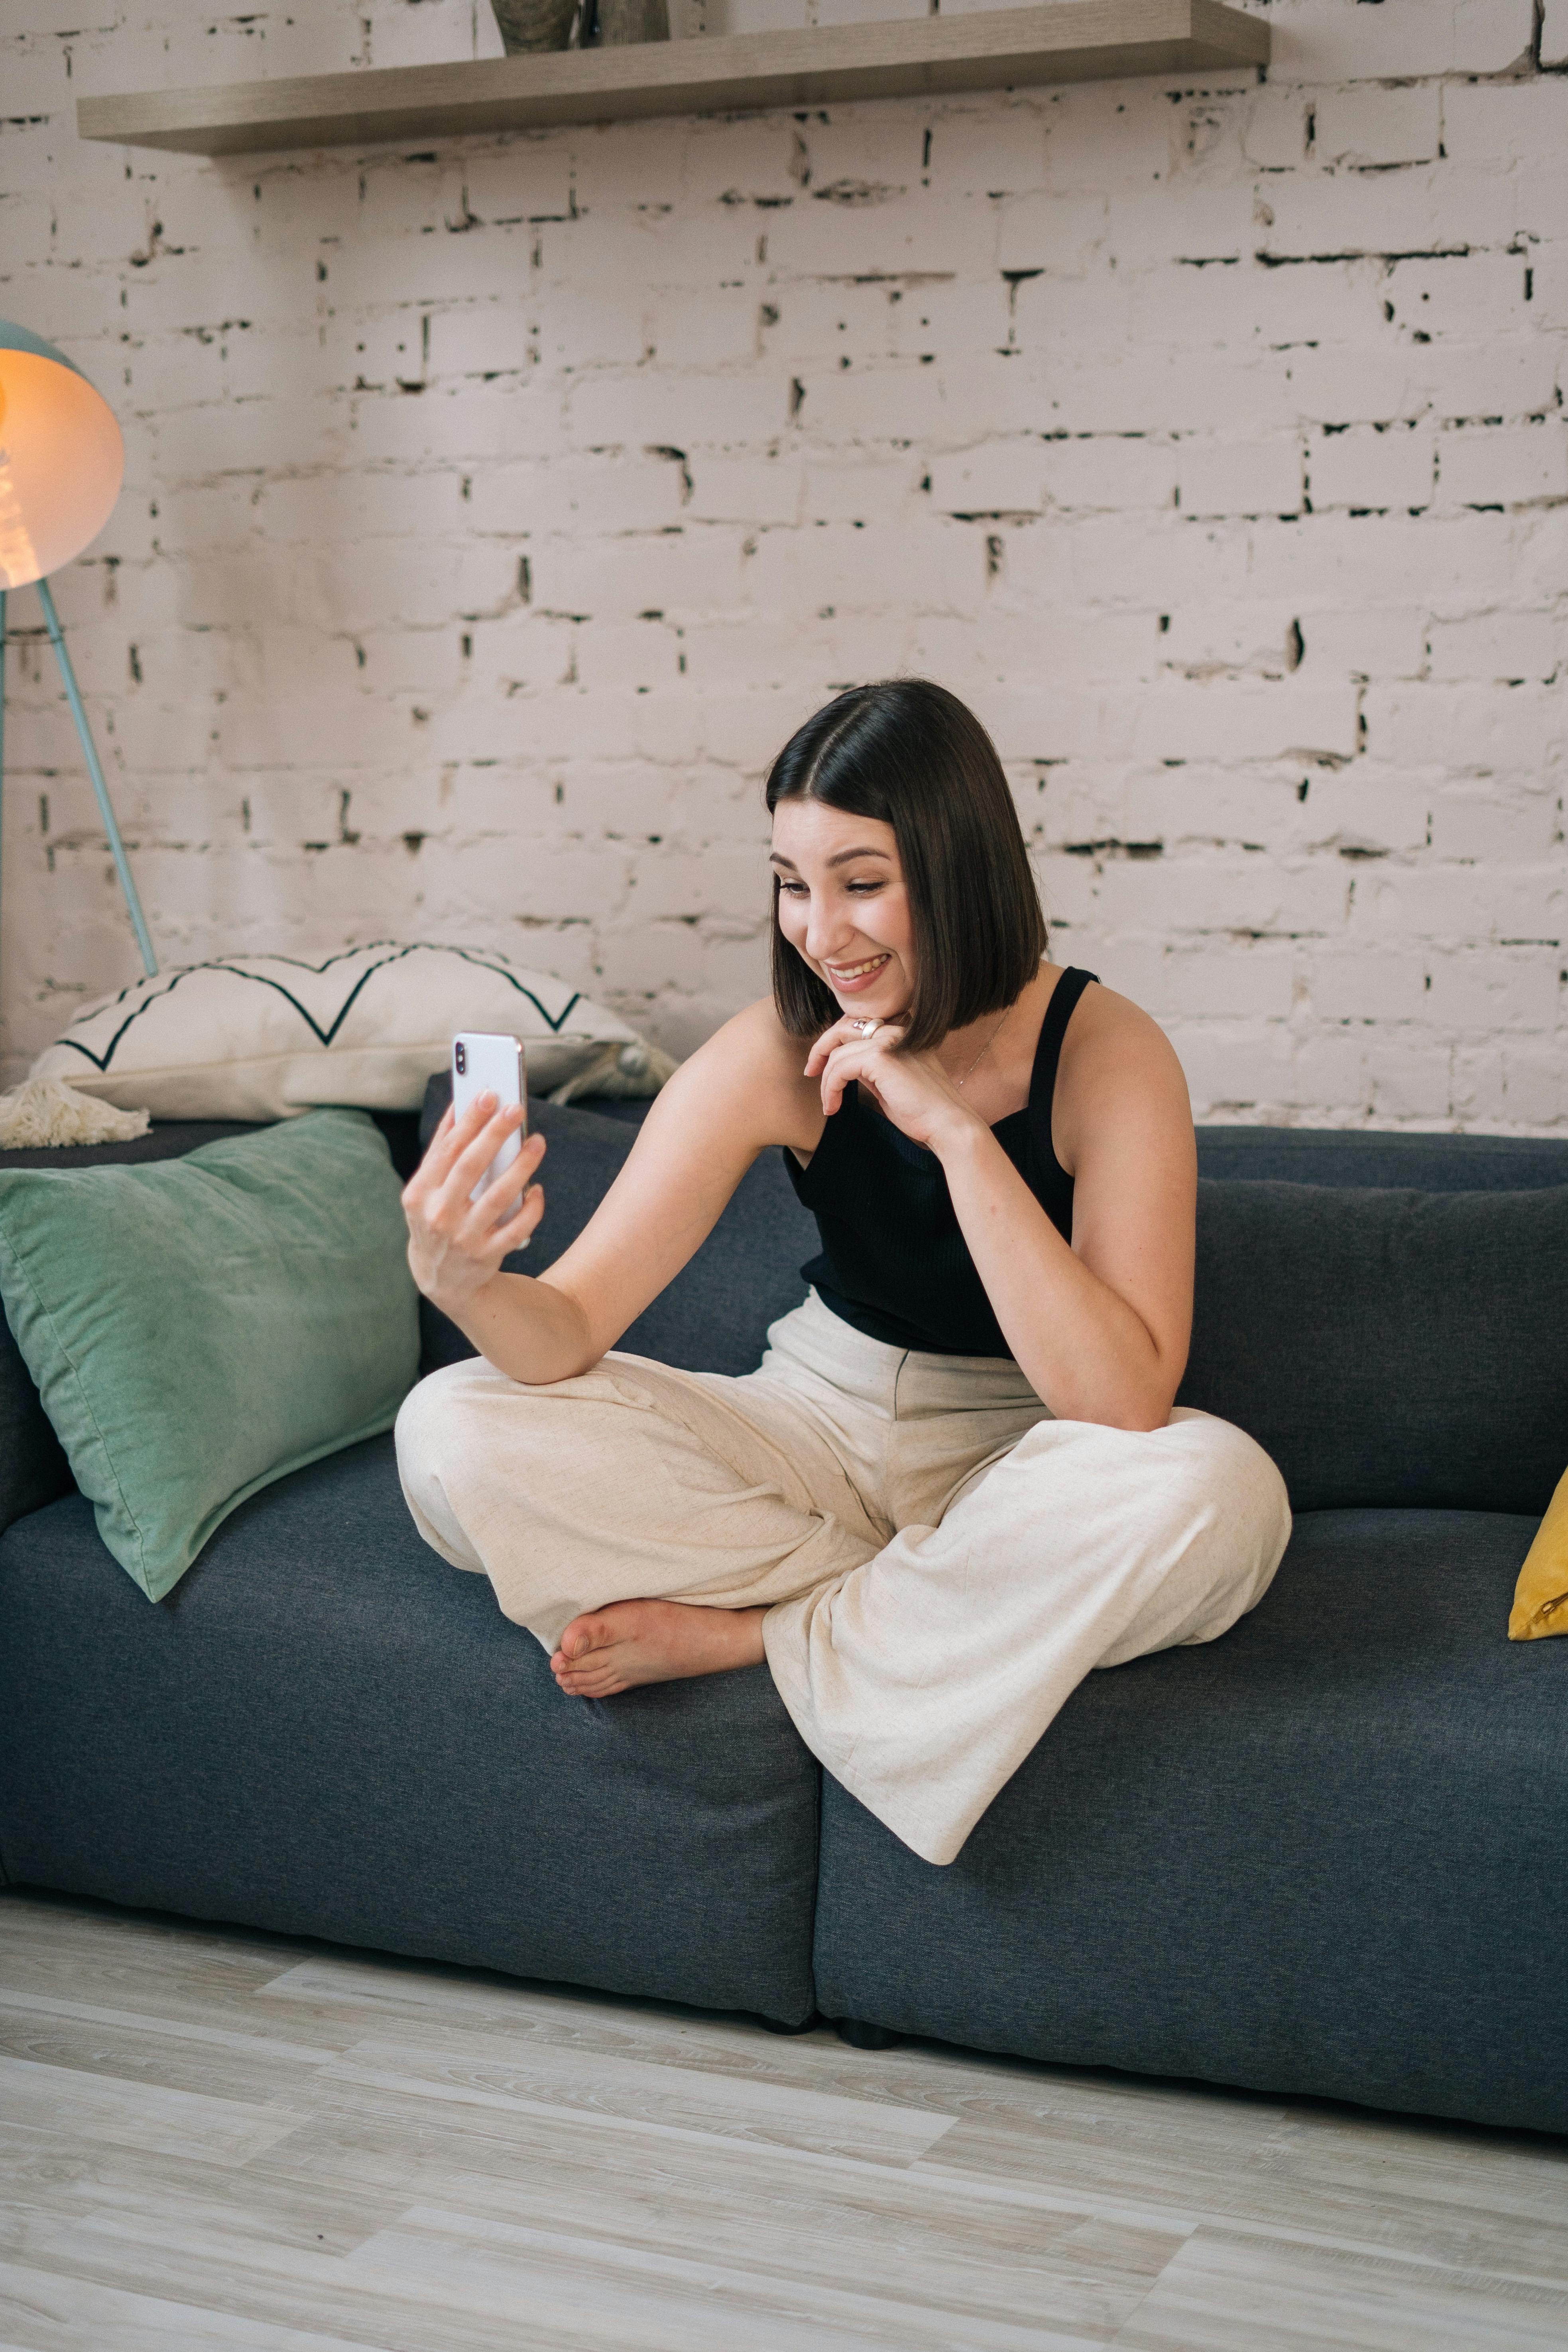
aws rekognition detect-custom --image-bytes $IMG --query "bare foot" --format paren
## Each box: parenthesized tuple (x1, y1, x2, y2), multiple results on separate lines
(550, 1600, 768, 1698)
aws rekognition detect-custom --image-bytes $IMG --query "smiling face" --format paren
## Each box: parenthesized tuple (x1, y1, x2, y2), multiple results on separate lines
(769, 797, 916, 1021)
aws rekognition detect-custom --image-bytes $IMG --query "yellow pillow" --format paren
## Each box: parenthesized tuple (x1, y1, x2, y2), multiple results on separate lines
(1510, 1465, 1568, 1640)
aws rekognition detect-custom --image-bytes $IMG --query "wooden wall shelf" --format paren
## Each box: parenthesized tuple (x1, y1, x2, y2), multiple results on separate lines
(77, 0, 1267, 159)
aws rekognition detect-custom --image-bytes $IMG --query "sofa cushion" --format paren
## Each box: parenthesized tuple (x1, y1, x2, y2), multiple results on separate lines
(0, 1122, 259, 1537)
(811, 1505, 1568, 2136)
(0, 1111, 420, 1601)
(418, 1107, 1568, 1513)
(31, 943, 672, 1120)
(1178, 1180, 1568, 1515)
(1511, 1462, 1568, 1640)
(0, 1432, 820, 2024)
(0, 1114, 426, 1542)
(1194, 1127, 1568, 1191)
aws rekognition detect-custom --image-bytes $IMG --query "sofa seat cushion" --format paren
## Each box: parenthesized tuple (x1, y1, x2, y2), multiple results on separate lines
(812, 1506, 1568, 2136)
(0, 1434, 819, 2027)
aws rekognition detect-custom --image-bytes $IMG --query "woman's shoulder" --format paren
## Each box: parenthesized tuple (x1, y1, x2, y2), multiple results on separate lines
(699, 994, 814, 1079)
(657, 995, 822, 1150)
(1062, 971, 1174, 1054)
(1053, 972, 1192, 1147)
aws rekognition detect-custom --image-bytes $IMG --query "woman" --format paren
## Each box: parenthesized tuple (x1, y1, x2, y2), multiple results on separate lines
(396, 680, 1290, 1867)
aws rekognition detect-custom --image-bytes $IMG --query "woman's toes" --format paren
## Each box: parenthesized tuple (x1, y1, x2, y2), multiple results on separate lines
(555, 1669, 623, 1698)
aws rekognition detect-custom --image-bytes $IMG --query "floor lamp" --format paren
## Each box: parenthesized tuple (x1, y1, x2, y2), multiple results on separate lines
(0, 321, 157, 980)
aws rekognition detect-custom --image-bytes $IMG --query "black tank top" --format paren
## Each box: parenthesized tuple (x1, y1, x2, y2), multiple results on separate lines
(785, 968, 1098, 1358)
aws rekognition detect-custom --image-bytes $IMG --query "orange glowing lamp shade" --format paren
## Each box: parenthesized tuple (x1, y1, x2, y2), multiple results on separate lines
(0, 323, 124, 591)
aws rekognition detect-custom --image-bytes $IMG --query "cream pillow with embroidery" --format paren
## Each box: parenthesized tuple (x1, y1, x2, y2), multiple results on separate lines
(31, 943, 675, 1121)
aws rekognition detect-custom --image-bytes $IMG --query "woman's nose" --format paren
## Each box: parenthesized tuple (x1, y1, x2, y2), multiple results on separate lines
(805, 903, 855, 963)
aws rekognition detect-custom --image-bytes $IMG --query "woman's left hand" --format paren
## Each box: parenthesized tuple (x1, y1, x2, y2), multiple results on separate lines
(804, 1015, 984, 1155)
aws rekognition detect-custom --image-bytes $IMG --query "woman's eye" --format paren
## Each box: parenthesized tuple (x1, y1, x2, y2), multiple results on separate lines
(847, 881, 884, 895)
(778, 880, 808, 896)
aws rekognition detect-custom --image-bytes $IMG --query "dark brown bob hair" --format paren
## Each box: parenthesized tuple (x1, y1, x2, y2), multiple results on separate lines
(765, 678, 1047, 1054)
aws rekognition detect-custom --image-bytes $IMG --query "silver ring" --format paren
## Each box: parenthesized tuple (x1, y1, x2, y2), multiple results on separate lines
(849, 1018, 880, 1037)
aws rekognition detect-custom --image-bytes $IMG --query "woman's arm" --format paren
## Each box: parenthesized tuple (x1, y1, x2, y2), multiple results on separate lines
(401, 1000, 815, 1386)
(806, 983, 1195, 1430)
(939, 992, 1195, 1428)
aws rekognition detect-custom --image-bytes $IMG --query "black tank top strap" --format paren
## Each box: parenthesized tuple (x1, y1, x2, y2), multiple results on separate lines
(1027, 966, 1098, 1199)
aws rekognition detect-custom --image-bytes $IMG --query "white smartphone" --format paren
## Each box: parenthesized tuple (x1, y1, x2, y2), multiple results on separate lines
(451, 1032, 527, 1207)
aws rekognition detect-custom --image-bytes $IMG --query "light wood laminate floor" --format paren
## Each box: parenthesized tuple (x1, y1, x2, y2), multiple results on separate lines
(0, 1888, 1564, 2350)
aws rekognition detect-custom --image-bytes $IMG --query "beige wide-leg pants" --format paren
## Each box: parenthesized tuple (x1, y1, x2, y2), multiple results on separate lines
(396, 1291, 1291, 1866)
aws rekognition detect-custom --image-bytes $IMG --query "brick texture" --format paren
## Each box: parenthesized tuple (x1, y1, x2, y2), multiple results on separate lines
(0, 0, 1564, 1128)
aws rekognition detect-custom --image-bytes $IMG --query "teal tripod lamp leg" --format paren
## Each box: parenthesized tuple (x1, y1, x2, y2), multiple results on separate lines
(36, 576, 157, 979)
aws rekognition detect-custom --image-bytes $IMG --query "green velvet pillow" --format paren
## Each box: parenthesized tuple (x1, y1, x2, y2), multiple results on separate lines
(0, 1109, 419, 1601)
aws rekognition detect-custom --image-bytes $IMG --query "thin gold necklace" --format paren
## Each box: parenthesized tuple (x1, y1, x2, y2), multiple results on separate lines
(952, 1005, 1011, 1092)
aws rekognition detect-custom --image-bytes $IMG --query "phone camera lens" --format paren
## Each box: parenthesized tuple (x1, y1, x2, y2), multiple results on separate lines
(454, 1043, 467, 1076)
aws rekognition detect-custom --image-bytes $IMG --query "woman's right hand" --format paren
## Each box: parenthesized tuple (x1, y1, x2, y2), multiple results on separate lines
(400, 1093, 547, 1314)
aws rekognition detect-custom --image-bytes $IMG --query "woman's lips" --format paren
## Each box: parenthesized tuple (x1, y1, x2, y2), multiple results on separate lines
(824, 953, 891, 994)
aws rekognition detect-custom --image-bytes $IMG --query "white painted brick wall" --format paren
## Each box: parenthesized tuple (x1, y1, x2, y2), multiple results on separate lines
(1, 0, 1564, 1129)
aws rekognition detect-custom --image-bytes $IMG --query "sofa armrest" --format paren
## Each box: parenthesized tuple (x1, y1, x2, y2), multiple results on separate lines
(0, 1311, 72, 1536)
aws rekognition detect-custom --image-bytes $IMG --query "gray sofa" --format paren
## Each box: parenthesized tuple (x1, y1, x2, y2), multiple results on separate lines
(1, 1099, 1564, 2137)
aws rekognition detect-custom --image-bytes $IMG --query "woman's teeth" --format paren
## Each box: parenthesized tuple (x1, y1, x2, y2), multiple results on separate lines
(828, 954, 889, 980)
